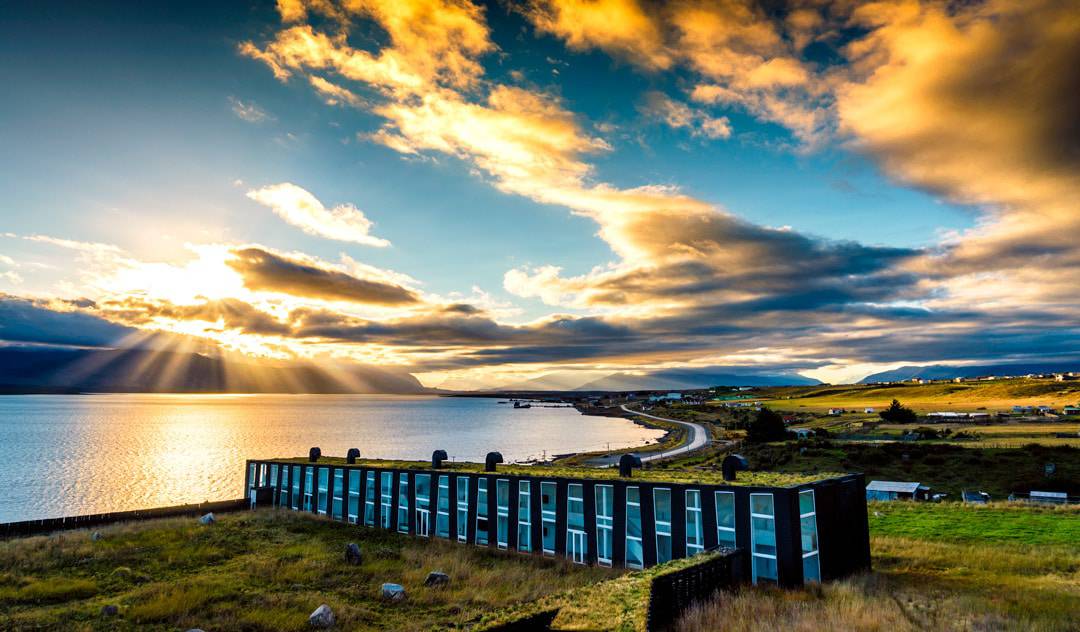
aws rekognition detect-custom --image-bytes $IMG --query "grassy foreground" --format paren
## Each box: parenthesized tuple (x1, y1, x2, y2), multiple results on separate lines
(0, 510, 618, 631)
(676, 502, 1080, 632)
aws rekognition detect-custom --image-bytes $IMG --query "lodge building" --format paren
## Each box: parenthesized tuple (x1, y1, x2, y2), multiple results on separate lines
(245, 454, 870, 587)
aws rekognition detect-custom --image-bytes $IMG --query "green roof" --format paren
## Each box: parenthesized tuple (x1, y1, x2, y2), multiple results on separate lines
(262, 456, 847, 487)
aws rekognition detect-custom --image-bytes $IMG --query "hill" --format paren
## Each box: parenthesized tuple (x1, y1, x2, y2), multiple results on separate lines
(574, 369, 819, 391)
(0, 346, 428, 394)
(861, 362, 1080, 383)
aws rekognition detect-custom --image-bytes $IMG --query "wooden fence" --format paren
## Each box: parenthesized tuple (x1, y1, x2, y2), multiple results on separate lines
(646, 548, 746, 631)
(0, 498, 247, 538)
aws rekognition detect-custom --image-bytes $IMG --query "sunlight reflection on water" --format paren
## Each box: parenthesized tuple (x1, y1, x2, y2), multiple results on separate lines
(0, 394, 663, 522)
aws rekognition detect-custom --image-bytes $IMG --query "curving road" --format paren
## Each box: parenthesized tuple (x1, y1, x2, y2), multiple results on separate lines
(620, 405, 711, 462)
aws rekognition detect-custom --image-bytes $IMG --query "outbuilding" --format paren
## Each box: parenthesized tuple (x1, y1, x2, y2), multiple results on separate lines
(865, 480, 931, 501)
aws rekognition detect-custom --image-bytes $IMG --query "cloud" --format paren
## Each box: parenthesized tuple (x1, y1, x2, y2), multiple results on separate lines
(228, 96, 273, 123)
(0, 294, 135, 348)
(640, 91, 731, 139)
(246, 182, 390, 247)
(524, 0, 672, 70)
(308, 75, 366, 107)
(227, 247, 418, 305)
(835, 0, 1080, 305)
(519, 0, 829, 147)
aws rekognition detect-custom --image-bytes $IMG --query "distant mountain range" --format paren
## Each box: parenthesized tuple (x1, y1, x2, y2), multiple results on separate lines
(495, 368, 819, 392)
(860, 362, 1080, 384)
(0, 346, 429, 394)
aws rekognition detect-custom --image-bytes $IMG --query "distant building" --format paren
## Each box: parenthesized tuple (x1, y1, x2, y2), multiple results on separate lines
(953, 377, 966, 383)
(961, 490, 990, 504)
(863, 407, 875, 414)
(827, 408, 845, 416)
(793, 428, 813, 439)
(866, 481, 932, 501)
(1062, 405, 1080, 415)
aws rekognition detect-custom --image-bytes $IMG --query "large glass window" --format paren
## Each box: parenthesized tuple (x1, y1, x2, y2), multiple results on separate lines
(317, 467, 329, 515)
(517, 481, 532, 552)
(654, 488, 672, 564)
(279, 465, 290, 507)
(248, 463, 258, 508)
(347, 470, 360, 523)
(567, 483, 587, 564)
(397, 474, 410, 533)
(456, 476, 469, 542)
(436, 475, 450, 538)
(269, 464, 279, 502)
(541, 482, 556, 555)
(715, 491, 736, 548)
(303, 466, 314, 512)
(496, 479, 510, 549)
(476, 478, 489, 545)
(291, 465, 301, 510)
(380, 472, 393, 529)
(364, 471, 376, 526)
(750, 493, 778, 584)
(800, 489, 820, 583)
(415, 474, 431, 537)
(625, 486, 644, 569)
(686, 489, 704, 556)
(331, 469, 344, 519)
(257, 463, 268, 487)
(595, 485, 614, 567)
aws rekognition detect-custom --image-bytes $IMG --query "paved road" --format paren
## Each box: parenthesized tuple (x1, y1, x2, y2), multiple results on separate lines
(584, 405, 712, 467)
(621, 405, 711, 462)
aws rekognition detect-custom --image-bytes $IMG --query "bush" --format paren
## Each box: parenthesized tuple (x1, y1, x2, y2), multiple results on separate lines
(746, 409, 789, 443)
(879, 399, 917, 423)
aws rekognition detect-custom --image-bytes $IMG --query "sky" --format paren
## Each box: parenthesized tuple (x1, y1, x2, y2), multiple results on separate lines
(1, 0, 1078, 389)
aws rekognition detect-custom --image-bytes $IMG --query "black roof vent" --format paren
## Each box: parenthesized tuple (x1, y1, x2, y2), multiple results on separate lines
(346, 448, 360, 464)
(618, 454, 642, 477)
(432, 449, 448, 469)
(309, 447, 321, 462)
(722, 454, 748, 482)
(485, 452, 504, 472)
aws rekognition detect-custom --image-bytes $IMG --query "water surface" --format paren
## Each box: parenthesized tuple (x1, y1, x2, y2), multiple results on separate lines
(0, 394, 663, 522)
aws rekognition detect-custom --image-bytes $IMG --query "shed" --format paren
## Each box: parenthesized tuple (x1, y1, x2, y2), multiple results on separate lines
(866, 480, 930, 501)
(961, 490, 990, 504)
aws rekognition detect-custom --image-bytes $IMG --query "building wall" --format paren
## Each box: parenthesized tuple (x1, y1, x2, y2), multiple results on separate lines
(245, 461, 870, 587)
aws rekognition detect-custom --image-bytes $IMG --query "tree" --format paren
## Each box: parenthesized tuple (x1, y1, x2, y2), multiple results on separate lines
(879, 399, 917, 423)
(747, 408, 789, 443)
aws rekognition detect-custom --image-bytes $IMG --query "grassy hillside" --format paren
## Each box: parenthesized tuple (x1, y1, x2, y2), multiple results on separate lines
(757, 378, 1080, 413)
(727, 440, 1080, 498)
(677, 502, 1080, 632)
(0, 511, 617, 631)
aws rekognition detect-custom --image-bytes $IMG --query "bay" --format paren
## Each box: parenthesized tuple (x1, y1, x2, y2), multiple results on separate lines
(0, 394, 663, 522)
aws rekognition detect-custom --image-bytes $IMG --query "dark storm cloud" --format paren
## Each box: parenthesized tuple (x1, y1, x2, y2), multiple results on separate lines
(228, 247, 419, 305)
(0, 294, 135, 348)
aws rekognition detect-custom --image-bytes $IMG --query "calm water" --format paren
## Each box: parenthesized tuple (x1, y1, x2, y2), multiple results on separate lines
(0, 394, 663, 522)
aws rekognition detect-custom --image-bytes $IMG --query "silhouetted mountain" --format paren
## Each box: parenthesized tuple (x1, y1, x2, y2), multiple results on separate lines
(0, 346, 429, 394)
(575, 369, 820, 391)
(860, 362, 1080, 383)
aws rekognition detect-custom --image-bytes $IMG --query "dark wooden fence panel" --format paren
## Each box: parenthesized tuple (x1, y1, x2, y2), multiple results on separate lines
(0, 498, 247, 538)
(646, 548, 746, 631)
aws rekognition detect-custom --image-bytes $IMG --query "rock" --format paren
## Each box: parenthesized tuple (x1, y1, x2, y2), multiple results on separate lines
(309, 604, 335, 628)
(344, 543, 362, 565)
(199, 512, 216, 525)
(101, 605, 119, 617)
(91, 531, 102, 542)
(424, 571, 450, 587)
(381, 583, 407, 602)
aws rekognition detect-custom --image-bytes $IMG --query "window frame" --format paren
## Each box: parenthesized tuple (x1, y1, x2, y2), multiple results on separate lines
(685, 489, 704, 556)
(714, 491, 737, 548)
(750, 492, 778, 584)
(625, 486, 644, 569)
(799, 489, 821, 583)
(653, 487, 673, 564)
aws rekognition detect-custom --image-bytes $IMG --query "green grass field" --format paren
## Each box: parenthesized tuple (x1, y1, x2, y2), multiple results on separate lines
(756, 377, 1080, 414)
(0, 511, 618, 631)
(677, 502, 1080, 632)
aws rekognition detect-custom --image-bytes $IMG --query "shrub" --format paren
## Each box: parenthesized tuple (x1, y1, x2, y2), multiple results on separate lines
(879, 399, 917, 423)
(746, 409, 789, 443)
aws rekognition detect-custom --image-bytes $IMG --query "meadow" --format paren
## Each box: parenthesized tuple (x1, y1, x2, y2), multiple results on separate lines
(0, 511, 618, 631)
(2, 502, 1075, 631)
(756, 377, 1080, 414)
(676, 502, 1080, 632)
